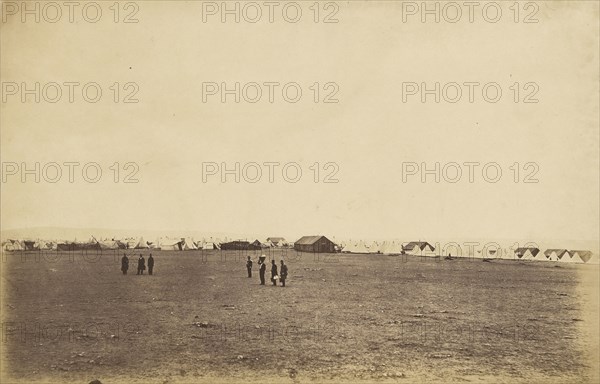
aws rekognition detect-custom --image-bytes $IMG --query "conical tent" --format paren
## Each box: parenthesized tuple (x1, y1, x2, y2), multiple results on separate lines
(135, 237, 150, 249)
(183, 238, 198, 250)
(341, 242, 355, 253)
(38, 240, 54, 250)
(2, 240, 23, 251)
(369, 241, 380, 253)
(544, 249, 568, 262)
(403, 242, 435, 256)
(587, 254, 600, 265)
(343, 241, 368, 254)
(383, 241, 403, 255)
(533, 251, 549, 262)
(515, 248, 539, 261)
(558, 252, 575, 263)
(378, 241, 390, 254)
(352, 241, 370, 254)
(570, 250, 593, 263)
(126, 239, 137, 249)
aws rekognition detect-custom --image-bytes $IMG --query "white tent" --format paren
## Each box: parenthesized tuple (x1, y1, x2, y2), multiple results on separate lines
(587, 253, 600, 265)
(558, 252, 575, 263)
(382, 241, 403, 255)
(369, 241, 381, 254)
(515, 248, 539, 261)
(147, 239, 159, 249)
(125, 238, 137, 249)
(403, 242, 435, 256)
(569, 250, 593, 264)
(98, 239, 119, 250)
(183, 238, 198, 250)
(134, 237, 150, 249)
(159, 238, 182, 251)
(348, 241, 370, 254)
(378, 241, 390, 254)
(37, 240, 55, 250)
(544, 249, 568, 262)
(341, 242, 354, 253)
(2, 240, 23, 251)
(533, 251, 549, 262)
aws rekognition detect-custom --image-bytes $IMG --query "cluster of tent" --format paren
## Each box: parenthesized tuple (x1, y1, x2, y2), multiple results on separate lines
(340, 241, 434, 255)
(339, 241, 599, 265)
(1, 236, 291, 252)
(341, 240, 405, 254)
(2, 236, 598, 265)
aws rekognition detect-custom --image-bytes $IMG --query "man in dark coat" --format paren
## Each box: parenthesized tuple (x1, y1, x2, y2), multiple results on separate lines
(270, 259, 278, 286)
(279, 260, 288, 287)
(246, 256, 253, 278)
(148, 254, 154, 275)
(121, 254, 129, 275)
(137, 254, 145, 275)
(259, 260, 266, 285)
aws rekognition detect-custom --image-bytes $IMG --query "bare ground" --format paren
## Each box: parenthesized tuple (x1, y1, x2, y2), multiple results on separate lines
(1, 249, 598, 383)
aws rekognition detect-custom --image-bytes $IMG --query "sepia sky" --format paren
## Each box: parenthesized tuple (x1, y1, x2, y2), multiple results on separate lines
(1, 1, 598, 243)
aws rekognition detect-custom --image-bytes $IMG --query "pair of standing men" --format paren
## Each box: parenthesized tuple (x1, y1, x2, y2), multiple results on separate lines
(248, 256, 287, 287)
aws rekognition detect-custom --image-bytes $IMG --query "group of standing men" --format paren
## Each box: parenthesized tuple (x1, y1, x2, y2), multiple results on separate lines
(247, 256, 288, 287)
(121, 254, 155, 275)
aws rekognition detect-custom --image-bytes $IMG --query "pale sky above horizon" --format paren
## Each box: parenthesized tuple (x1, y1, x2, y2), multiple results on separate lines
(1, 1, 598, 243)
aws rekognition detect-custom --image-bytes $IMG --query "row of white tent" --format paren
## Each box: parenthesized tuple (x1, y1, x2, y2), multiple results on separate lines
(1, 237, 291, 252)
(0, 237, 221, 251)
(339, 241, 599, 265)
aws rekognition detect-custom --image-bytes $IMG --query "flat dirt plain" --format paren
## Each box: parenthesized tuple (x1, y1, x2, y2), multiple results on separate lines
(1, 249, 598, 384)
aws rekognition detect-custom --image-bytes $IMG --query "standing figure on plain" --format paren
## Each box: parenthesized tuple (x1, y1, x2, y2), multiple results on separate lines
(121, 254, 129, 275)
(246, 256, 253, 278)
(280, 260, 288, 287)
(137, 254, 145, 275)
(270, 259, 278, 286)
(148, 254, 154, 275)
(259, 260, 266, 285)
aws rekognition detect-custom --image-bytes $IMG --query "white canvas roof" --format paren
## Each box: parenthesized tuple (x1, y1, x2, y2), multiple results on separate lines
(367, 241, 378, 253)
(558, 252, 575, 263)
(98, 239, 119, 250)
(183, 238, 198, 250)
(134, 237, 150, 249)
(159, 238, 182, 251)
